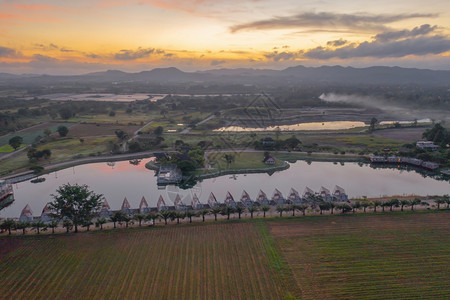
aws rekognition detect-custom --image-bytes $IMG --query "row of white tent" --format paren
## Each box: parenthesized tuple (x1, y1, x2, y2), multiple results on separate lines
(18, 186, 347, 222)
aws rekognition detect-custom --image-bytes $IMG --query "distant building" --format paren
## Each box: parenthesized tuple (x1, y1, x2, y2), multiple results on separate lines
(263, 156, 276, 165)
(333, 185, 348, 202)
(139, 197, 150, 214)
(271, 188, 285, 205)
(208, 192, 219, 208)
(19, 204, 33, 222)
(416, 141, 439, 151)
(240, 190, 253, 207)
(288, 188, 302, 204)
(262, 137, 275, 146)
(224, 192, 236, 207)
(320, 186, 333, 202)
(99, 199, 112, 218)
(40, 203, 54, 223)
(121, 197, 132, 215)
(191, 193, 203, 210)
(174, 194, 187, 210)
(256, 190, 269, 206)
(157, 195, 168, 211)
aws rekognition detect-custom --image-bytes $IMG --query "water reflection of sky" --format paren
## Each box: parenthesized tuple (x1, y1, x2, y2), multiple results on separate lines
(1, 159, 448, 218)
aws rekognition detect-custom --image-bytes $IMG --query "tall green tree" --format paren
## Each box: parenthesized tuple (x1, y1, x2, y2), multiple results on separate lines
(8, 136, 23, 150)
(235, 206, 244, 219)
(57, 125, 69, 137)
(159, 210, 172, 225)
(276, 206, 285, 217)
(261, 205, 270, 218)
(211, 206, 221, 221)
(134, 214, 146, 227)
(248, 206, 258, 218)
(96, 218, 107, 230)
(49, 184, 103, 233)
(15, 221, 29, 235)
(199, 209, 209, 222)
(1, 219, 15, 235)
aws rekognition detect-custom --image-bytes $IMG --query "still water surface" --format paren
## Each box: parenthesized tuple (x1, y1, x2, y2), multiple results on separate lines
(1, 159, 448, 218)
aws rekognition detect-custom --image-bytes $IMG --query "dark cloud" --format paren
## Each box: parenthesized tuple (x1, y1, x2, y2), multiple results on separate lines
(0, 46, 20, 58)
(264, 51, 299, 62)
(210, 59, 225, 66)
(230, 12, 436, 33)
(60, 47, 74, 52)
(374, 24, 438, 42)
(114, 47, 164, 60)
(304, 35, 450, 59)
(32, 54, 58, 62)
(326, 39, 348, 47)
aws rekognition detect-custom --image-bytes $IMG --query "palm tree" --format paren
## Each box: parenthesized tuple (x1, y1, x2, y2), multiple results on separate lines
(63, 220, 73, 233)
(289, 204, 298, 216)
(372, 200, 381, 212)
(435, 198, 445, 210)
(211, 206, 221, 221)
(261, 205, 270, 218)
(15, 221, 29, 235)
(48, 220, 59, 234)
(235, 206, 244, 219)
(361, 202, 370, 213)
(388, 199, 399, 212)
(146, 213, 158, 226)
(32, 221, 45, 234)
(134, 214, 146, 227)
(410, 198, 421, 211)
(221, 206, 235, 220)
(186, 210, 196, 223)
(297, 204, 308, 216)
(199, 209, 209, 222)
(400, 200, 410, 212)
(337, 204, 352, 214)
(123, 215, 133, 228)
(381, 202, 389, 212)
(248, 206, 258, 218)
(110, 211, 126, 228)
(1, 219, 15, 235)
(159, 210, 172, 225)
(82, 220, 93, 231)
(351, 202, 361, 213)
(96, 218, 106, 230)
(319, 202, 330, 215)
(329, 202, 336, 214)
(444, 195, 450, 208)
(276, 206, 285, 217)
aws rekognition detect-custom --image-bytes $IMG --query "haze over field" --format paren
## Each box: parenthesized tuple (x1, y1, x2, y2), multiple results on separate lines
(0, 0, 449, 74)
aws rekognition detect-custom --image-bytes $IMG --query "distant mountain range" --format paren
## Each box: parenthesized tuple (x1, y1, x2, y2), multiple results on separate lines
(1, 65, 450, 86)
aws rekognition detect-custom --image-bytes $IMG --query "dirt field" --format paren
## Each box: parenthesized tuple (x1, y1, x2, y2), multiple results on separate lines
(0, 222, 291, 299)
(269, 211, 450, 299)
(372, 127, 425, 142)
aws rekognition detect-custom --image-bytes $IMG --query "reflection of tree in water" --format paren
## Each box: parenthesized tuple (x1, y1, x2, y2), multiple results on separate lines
(129, 159, 141, 166)
(106, 162, 115, 169)
(369, 163, 448, 181)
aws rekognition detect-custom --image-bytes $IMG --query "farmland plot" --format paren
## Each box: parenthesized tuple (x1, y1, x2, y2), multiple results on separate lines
(0, 223, 291, 299)
(269, 212, 450, 299)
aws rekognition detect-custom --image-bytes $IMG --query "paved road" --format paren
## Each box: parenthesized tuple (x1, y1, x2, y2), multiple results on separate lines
(181, 115, 215, 134)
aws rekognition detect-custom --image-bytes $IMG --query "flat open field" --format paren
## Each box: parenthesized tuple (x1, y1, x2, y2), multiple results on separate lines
(373, 127, 425, 142)
(66, 123, 141, 138)
(0, 212, 448, 299)
(0, 222, 292, 299)
(269, 211, 450, 299)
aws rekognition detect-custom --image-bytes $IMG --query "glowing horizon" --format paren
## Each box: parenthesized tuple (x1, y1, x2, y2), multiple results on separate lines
(1, 0, 449, 74)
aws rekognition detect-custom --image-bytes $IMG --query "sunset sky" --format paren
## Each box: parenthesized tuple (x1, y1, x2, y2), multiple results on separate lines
(1, 0, 449, 74)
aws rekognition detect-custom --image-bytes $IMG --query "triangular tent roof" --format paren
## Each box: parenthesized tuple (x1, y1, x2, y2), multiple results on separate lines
(303, 187, 314, 197)
(208, 192, 218, 206)
(157, 195, 166, 208)
(288, 188, 299, 200)
(240, 190, 251, 202)
(174, 194, 184, 206)
(256, 190, 267, 202)
(101, 199, 111, 210)
(224, 191, 235, 205)
(121, 197, 131, 210)
(333, 185, 346, 195)
(272, 188, 283, 200)
(139, 197, 149, 210)
(320, 186, 330, 195)
(191, 193, 200, 207)
(41, 203, 52, 215)
(21, 204, 33, 217)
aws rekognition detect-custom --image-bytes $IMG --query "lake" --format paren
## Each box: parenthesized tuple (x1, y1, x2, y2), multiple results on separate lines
(1, 158, 448, 218)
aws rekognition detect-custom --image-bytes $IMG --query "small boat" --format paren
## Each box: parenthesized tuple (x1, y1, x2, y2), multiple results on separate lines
(31, 177, 46, 184)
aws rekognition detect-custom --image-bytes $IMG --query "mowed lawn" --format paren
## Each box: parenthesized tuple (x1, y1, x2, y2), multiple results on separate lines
(269, 211, 450, 299)
(0, 222, 290, 299)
